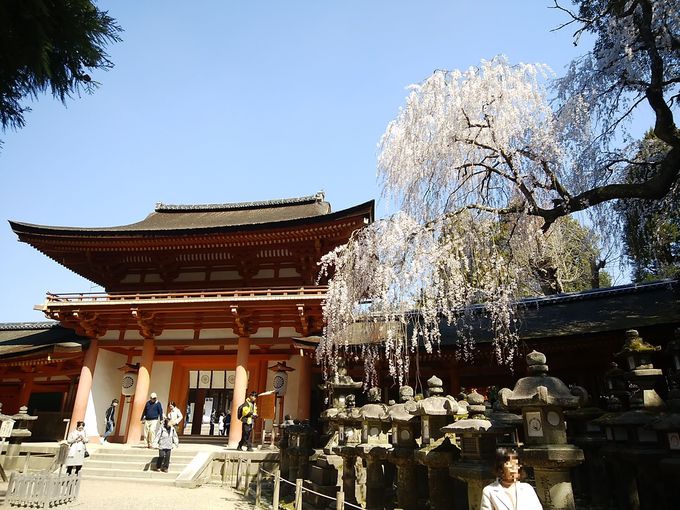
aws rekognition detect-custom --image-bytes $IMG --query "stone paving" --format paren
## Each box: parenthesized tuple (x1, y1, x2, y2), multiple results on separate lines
(0, 478, 256, 509)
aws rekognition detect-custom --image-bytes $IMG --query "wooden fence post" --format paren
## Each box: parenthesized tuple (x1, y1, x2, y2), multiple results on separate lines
(295, 478, 303, 510)
(272, 465, 281, 510)
(221, 458, 228, 486)
(243, 459, 252, 496)
(255, 467, 262, 506)
(235, 458, 241, 490)
(336, 490, 345, 510)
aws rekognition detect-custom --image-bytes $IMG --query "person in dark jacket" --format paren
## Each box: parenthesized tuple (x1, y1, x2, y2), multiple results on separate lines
(101, 398, 118, 444)
(141, 392, 163, 448)
(237, 391, 258, 451)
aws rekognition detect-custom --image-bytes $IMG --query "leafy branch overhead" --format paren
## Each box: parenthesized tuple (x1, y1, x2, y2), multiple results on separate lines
(0, 0, 122, 135)
(318, 0, 679, 385)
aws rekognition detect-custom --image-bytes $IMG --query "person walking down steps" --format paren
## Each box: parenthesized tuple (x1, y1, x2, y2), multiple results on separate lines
(141, 392, 163, 448)
(153, 418, 179, 472)
(101, 399, 118, 444)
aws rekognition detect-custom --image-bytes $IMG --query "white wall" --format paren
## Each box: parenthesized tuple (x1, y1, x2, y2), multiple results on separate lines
(85, 349, 127, 437)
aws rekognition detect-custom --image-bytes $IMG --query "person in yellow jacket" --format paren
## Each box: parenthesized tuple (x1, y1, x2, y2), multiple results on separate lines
(237, 391, 258, 451)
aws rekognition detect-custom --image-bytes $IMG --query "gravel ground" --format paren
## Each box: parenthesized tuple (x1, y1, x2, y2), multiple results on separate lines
(0, 479, 256, 509)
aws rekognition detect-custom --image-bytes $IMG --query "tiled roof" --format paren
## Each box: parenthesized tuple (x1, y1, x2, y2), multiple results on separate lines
(438, 279, 680, 343)
(0, 322, 87, 348)
(154, 192, 326, 212)
(9, 192, 374, 236)
(0, 321, 60, 331)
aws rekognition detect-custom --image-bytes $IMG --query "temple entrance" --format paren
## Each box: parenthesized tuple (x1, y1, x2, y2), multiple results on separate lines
(184, 388, 234, 436)
(183, 369, 236, 436)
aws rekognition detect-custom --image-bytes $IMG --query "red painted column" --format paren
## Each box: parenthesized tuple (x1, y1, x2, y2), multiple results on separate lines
(296, 354, 312, 420)
(228, 336, 250, 448)
(70, 338, 99, 432)
(126, 338, 155, 444)
(18, 378, 34, 409)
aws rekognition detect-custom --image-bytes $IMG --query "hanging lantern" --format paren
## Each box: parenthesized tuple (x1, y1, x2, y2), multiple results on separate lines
(268, 361, 295, 396)
(121, 372, 137, 396)
(118, 362, 140, 396)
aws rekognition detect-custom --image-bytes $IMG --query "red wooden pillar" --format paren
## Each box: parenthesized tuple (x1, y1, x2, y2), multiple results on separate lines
(297, 354, 312, 420)
(126, 338, 155, 444)
(70, 338, 99, 433)
(228, 336, 250, 448)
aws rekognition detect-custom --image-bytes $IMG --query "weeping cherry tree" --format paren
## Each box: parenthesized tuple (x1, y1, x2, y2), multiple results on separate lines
(318, 0, 679, 386)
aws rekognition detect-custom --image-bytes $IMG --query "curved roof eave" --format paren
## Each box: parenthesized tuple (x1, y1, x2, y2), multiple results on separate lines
(9, 200, 375, 239)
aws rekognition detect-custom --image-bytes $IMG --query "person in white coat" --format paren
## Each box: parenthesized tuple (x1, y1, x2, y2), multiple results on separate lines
(167, 401, 183, 432)
(65, 421, 89, 475)
(480, 447, 543, 510)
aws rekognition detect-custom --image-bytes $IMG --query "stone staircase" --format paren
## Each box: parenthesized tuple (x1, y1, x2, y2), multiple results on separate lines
(81, 446, 199, 485)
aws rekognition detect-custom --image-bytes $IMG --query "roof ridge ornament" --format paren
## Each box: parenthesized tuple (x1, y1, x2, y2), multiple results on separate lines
(154, 192, 327, 212)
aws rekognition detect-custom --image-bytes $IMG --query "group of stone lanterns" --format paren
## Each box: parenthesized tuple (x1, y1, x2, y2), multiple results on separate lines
(277, 327, 680, 510)
(311, 354, 588, 510)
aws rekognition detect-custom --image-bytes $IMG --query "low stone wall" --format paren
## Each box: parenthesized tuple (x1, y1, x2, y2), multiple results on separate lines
(174, 449, 279, 488)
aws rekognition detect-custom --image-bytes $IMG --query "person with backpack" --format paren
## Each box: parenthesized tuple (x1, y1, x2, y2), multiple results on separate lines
(152, 418, 179, 472)
(101, 398, 118, 444)
(237, 391, 258, 451)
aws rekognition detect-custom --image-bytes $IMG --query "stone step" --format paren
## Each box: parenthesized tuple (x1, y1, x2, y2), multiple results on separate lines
(85, 459, 191, 471)
(93, 447, 199, 457)
(90, 451, 196, 461)
(80, 474, 180, 486)
(80, 446, 203, 484)
(82, 467, 185, 479)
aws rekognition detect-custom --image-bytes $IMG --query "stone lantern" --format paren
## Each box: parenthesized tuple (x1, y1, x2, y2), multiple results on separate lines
(356, 388, 392, 510)
(333, 396, 364, 505)
(592, 330, 667, 509)
(407, 376, 461, 510)
(285, 421, 316, 481)
(384, 385, 420, 510)
(315, 363, 363, 505)
(501, 351, 584, 510)
(2, 405, 39, 471)
(405, 376, 458, 446)
(359, 388, 390, 445)
(444, 389, 522, 510)
(388, 385, 419, 449)
(336, 395, 363, 448)
(615, 329, 664, 409)
(319, 359, 363, 445)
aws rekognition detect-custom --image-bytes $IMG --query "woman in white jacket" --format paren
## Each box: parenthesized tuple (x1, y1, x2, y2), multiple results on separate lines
(480, 447, 543, 510)
(65, 421, 89, 475)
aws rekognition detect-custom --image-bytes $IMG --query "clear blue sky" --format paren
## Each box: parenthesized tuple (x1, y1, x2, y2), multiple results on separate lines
(0, 1, 625, 322)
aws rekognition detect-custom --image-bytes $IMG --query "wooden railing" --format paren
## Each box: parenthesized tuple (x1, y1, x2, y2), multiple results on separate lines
(6, 471, 81, 507)
(44, 286, 329, 304)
